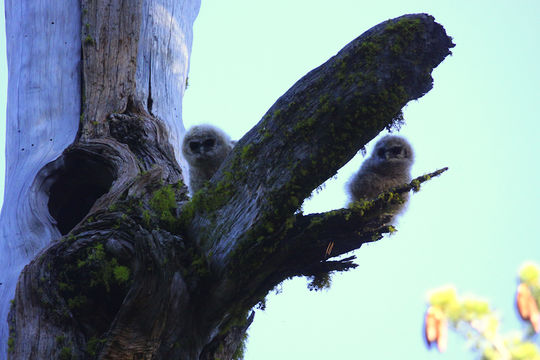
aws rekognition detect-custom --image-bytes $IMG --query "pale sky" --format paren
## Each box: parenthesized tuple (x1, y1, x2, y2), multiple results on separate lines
(2, 0, 540, 359)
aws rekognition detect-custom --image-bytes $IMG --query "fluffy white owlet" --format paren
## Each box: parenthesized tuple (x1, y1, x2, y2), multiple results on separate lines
(347, 135, 414, 215)
(182, 124, 236, 194)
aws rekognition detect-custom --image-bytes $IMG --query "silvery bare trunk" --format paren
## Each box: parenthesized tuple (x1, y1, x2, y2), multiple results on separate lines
(1, 0, 199, 358)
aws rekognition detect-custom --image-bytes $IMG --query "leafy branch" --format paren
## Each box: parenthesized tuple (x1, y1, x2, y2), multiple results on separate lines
(425, 263, 540, 360)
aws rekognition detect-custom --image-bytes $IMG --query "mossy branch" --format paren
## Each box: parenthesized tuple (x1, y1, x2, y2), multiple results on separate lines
(186, 14, 454, 274)
(281, 167, 449, 268)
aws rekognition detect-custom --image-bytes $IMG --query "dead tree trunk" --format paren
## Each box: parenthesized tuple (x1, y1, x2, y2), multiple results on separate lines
(1, 2, 453, 358)
(1, 0, 199, 358)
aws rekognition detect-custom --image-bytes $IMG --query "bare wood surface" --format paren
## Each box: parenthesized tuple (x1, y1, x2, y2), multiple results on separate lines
(1, 0, 200, 358)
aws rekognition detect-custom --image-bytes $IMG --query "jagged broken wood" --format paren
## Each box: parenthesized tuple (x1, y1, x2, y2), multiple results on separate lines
(8, 13, 453, 360)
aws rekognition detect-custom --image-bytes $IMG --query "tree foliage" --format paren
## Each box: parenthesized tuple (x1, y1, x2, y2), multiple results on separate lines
(425, 262, 540, 360)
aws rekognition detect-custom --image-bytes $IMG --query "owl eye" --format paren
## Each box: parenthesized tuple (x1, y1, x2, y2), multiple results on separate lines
(391, 146, 403, 156)
(202, 139, 216, 148)
(377, 149, 385, 158)
(189, 141, 201, 152)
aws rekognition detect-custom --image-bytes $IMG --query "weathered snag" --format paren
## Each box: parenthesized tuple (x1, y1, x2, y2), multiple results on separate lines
(9, 13, 453, 360)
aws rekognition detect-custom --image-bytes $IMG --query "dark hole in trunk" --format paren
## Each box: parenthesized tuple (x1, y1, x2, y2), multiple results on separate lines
(47, 150, 115, 235)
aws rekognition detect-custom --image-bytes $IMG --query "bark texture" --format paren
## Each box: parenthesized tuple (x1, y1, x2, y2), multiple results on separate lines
(4, 8, 453, 360)
(0, 1, 81, 356)
(1, 0, 199, 358)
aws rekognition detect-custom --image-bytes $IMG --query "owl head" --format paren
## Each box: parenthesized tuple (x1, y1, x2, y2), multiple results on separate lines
(373, 135, 414, 164)
(182, 124, 233, 167)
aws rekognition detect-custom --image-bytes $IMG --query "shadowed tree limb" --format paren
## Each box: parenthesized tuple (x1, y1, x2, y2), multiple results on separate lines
(181, 14, 453, 297)
(185, 14, 454, 270)
(284, 167, 450, 267)
(174, 14, 453, 351)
